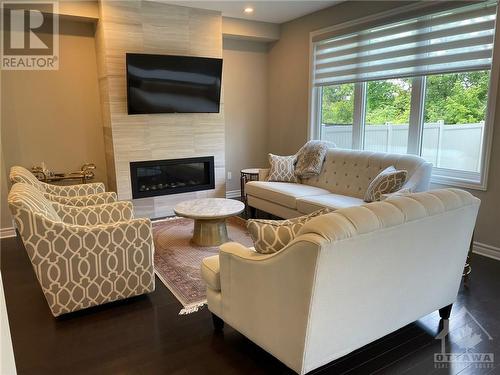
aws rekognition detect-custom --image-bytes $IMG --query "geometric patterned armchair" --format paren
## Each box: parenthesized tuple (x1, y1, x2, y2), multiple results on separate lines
(9, 165, 117, 206)
(8, 183, 155, 317)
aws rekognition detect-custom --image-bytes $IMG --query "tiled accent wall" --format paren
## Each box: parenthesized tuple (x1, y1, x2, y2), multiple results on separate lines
(95, 1, 225, 218)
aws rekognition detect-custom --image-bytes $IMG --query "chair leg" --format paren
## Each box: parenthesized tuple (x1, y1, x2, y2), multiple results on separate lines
(212, 313, 224, 331)
(439, 303, 453, 320)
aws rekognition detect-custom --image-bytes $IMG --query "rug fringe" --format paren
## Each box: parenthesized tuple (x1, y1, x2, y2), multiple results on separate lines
(179, 301, 207, 315)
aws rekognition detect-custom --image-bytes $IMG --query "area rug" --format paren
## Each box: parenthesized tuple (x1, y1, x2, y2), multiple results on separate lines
(152, 216, 253, 315)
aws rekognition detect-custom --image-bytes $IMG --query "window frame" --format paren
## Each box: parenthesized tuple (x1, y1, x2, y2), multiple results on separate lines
(308, 4, 500, 191)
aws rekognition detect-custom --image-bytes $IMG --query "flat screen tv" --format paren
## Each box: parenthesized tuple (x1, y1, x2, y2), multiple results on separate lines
(126, 53, 223, 114)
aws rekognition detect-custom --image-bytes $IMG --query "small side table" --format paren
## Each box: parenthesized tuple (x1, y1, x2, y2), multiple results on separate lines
(240, 168, 260, 201)
(32, 163, 96, 184)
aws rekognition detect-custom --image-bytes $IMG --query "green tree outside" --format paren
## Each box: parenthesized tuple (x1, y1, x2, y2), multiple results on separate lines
(321, 71, 490, 126)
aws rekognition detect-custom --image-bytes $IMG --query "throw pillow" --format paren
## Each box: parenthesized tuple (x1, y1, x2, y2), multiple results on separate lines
(267, 154, 299, 183)
(247, 208, 333, 254)
(364, 166, 408, 203)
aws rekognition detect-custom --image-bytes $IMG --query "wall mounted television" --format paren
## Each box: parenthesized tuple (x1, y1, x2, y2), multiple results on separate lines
(126, 53, 223, 115)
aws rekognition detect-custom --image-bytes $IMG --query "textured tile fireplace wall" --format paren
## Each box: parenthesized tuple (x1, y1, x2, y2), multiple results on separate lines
(95, 1, 225, 218)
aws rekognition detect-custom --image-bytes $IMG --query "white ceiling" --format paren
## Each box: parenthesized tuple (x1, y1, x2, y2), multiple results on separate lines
(166, 1, 340, 24)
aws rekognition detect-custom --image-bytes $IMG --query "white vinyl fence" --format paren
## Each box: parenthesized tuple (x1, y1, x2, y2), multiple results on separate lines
(321, 121, 484, 173)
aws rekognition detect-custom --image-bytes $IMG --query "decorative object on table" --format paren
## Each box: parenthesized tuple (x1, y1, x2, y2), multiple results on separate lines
(174, 198, 245, 247)
(8, 183, 155, 317)
(267, 154, 299, 183)
(31, 163, 96, 184)
(10, 165, 108, 198)
(294, 140, 331, 179)
(153, 216, 252, 314)
(240, 168, 260, 201)
(363, 166, 408, 202)
(247, 207, 333, 254)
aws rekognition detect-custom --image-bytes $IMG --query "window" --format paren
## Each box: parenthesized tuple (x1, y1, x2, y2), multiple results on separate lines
(320, 83, 355, 148)
(422, 71, 489, 173)
(364, 78, 412, 154)
(310, 1, 498, 189)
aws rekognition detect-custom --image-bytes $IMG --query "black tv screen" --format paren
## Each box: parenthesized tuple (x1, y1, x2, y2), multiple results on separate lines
(126, 53, 223, 114)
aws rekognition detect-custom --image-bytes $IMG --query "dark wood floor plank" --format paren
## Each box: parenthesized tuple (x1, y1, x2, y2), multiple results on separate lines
(372, 313, 479, 375)
(1, 235, 499, 375)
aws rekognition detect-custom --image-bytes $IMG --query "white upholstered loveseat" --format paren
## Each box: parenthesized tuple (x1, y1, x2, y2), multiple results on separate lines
(246, 148, 433, 218)
(201, 189, 480, 374)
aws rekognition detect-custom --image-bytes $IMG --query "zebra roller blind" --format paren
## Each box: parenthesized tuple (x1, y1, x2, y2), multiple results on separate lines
(313, 1, 498, 87)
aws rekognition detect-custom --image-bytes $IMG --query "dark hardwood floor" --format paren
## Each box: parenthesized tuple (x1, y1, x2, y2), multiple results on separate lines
(1, 234, 500, 375)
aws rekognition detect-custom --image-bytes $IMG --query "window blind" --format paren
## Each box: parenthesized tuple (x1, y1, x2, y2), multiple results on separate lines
(313, 1, 498, 87)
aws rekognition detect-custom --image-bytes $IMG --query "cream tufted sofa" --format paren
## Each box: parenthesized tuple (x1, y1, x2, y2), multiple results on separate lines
(202, 189, 479, 374)
(9, 166, 117, 206)
(8, 183, 155, 317)
(246, 148, 433, 218)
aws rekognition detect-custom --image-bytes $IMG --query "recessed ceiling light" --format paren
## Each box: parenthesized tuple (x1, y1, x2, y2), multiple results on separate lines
(244, 7, 254, 14)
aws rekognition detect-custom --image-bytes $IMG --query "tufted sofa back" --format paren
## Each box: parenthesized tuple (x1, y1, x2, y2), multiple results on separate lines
(298, 188, 478, 243)
(301, 148, 432, 198)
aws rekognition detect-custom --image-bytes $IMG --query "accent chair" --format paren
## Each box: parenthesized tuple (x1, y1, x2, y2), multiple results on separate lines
(8, 183, 155, 317)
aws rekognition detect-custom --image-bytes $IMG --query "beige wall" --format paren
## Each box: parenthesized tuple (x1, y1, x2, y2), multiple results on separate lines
(267, 1, 500, 250)
(223, 38, 269, 192)
(1, 19, 106, 231)
(1, 140, 12, 231)
(222, 17, 280, 42)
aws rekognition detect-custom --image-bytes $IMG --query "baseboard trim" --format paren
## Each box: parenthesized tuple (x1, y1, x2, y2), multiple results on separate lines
(473, 241, 500, 261)
(0, 227, 16, 239)
(226, 190, 241, 199)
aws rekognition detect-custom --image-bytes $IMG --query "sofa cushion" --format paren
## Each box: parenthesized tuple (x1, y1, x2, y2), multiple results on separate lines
(245, 181, 331, 209)
(201, 255, 220, 291)
(296, 193, 365, 214)
(247, 208, 333, 254)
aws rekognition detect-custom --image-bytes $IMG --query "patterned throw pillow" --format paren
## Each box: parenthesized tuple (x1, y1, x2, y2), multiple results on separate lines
(247, 208, 333, 254)
(364, 166, 408, 203)
(267, 154, 299, 183)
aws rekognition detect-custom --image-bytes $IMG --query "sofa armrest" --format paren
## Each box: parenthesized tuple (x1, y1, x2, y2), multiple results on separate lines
(43, 181, 106, 196)
(403, 162, 433, 192)
(45, 191, 118, 206)
(219, 242, 273, 261)
(258, 168, 270, 181)
(53, 201, 135, 225)
(380, 188, 412, 201)
(215, 238, 322, 372)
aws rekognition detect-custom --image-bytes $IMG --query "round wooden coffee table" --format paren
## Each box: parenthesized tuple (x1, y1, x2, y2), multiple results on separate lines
(174, 198, 245, 246)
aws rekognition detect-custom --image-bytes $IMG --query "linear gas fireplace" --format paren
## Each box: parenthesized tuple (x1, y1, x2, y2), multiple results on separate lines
(130, 156, 215, 199)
